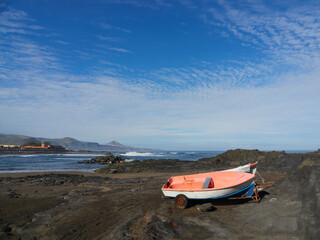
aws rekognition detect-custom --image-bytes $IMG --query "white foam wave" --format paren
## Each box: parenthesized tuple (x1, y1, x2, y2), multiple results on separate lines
(120, 152, 162, 157)
(53, 157, 76, 160)
(16, 155, 37, 157)
(58, 154, 104, 157)
(0, 169, 97, 173)
(124, 159, 135, 162)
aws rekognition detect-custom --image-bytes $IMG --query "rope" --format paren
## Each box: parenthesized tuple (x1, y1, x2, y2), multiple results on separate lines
(256, 170, 265, 183)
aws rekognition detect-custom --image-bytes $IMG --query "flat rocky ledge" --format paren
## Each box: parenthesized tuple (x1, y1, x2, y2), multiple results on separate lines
(78, 155, 123, 164)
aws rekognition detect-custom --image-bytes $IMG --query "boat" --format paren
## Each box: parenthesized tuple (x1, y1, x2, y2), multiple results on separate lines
(162, 171, 255, 208)
(222, 162, 258, 174)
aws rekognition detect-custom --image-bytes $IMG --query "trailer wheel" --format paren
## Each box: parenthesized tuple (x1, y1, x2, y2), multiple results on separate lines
(175, 194, 189, 209)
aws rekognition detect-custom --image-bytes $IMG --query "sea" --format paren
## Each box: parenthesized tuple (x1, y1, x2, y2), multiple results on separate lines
(0, 150, 312, 173)
(0, 151, 223, 173)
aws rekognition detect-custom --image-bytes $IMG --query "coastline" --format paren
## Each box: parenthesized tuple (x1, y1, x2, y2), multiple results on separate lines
(0, 150, 116, 155)
(0, 170, 172, 179)
(1, 149, 319, 239)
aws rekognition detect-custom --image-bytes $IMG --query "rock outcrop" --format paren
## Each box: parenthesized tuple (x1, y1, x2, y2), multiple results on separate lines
(78, 155, 123, 165)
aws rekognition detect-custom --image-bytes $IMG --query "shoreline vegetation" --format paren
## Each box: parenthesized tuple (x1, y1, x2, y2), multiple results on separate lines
(0, 149, 319, 239)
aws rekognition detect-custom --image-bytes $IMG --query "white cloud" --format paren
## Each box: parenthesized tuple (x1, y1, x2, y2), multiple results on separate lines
(99, 0, 175, 9)
(97, 35, 123, 42)
(55, 40, 68, 45)
(0, 8, 43, 35)
(1, 3, 320, 150)
(100, 23, 132, 33)
(205, 0, 320, 69)
(1, 64, 319, 149)
(108, 47, 132, 53)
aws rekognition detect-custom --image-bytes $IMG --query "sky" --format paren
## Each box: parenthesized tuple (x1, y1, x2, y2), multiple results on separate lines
(0, 0, 319, 150)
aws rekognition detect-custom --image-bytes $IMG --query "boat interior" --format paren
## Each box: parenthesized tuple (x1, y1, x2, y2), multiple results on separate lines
(164, 176, 214, 190)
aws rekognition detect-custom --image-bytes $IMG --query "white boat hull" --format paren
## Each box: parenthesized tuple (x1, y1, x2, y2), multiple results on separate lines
(223, 163, 257, 175)
(162, 178, 255, 200)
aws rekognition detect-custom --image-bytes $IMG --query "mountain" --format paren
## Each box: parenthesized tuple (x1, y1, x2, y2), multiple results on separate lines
(0, 134, 39, 145)
(106, 141, 131, 148)
(0, 134, 146, 151)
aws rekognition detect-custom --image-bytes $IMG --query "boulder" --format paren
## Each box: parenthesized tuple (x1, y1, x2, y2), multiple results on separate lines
(196, 203, 215, 212)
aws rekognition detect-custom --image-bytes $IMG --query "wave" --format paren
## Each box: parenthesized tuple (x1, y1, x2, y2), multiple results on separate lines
(20, 154, 40, 157)
(0, 168, 96, 173)
(185, 152, 196, 154)
(119, 152, 163, 157)
(57, 154, 104, 157)
(0, 155, 16, 158)
(53, 156, 100, 160)
(52, 157, 78, 160)
(0, 154, 38, 158)
(124, 159, 135, 162)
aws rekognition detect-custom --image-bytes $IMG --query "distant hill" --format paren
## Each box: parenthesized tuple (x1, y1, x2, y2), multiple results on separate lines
(0, 134, 39, 145)
(106, 141, 129, 148)
(0, 134, 147, 151)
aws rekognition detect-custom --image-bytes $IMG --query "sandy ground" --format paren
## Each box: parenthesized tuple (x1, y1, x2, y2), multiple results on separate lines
(0, 166, 319, 240)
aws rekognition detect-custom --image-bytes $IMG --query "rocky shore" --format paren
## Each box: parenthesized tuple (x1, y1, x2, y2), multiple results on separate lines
(0, 149, 319, 239)
(78, 154, 123, 165)
(96, 149, 320, 173)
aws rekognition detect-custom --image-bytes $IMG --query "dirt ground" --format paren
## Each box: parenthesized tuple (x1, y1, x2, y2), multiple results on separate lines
(0, 167, 318, 240)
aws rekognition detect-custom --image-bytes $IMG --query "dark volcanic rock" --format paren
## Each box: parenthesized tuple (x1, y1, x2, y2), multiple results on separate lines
(1, 157, 319, 239)
(279, 165, 320, 239)
(224, 162, 320, 239)
(78, 155, 123, 165)
(96, 158, 194, 173)
(0, 174, 110, 186)
(8, 191, 21, 198)
(141, 214, 178, 240)
(196, 203, 215, 212)
(197, 149, 319, 171)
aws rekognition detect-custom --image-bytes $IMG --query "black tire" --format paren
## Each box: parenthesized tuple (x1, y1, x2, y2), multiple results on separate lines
(175, 194, 189, 209)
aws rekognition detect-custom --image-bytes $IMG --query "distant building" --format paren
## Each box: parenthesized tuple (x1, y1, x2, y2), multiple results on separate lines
(20, 143, 51, 150)
(0, 145, 20, 150)
(0, 143, 66, 152)
(20, 143, 66, 151)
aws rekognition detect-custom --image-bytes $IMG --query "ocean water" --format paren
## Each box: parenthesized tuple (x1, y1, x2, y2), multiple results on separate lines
(0, 151, 222, 173)
(117, 151, 223, 161)
(0, 154, 105, 173)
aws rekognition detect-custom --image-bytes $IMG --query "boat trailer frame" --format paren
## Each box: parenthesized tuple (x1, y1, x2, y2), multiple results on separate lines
(228, 181, 274, 203)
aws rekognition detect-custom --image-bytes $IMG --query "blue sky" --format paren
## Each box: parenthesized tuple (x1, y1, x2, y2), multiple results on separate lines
(0, 0, 319, 150)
